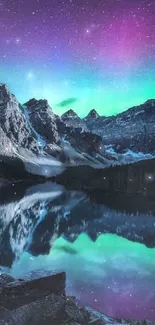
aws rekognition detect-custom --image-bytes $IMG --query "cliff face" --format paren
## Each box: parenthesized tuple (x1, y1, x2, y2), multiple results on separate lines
(24, 99, 108, 167)
(0, 82, 155, 180)
(0, 84, 40, 154)
(0, 84, 105, 178)
(24, 98, 60, 146)
(85, 100, 155, 154)
(61, 108, 89, 131)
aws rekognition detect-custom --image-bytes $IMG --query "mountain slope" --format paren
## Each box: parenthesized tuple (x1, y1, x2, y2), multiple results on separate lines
(0, 82, 154, 180)
(61, 109, 88, 131)
(63, 100, 155, 155)
(0, 83, 110, 179)
(0, 84, 40, 153)
(24, 98, 109, 168)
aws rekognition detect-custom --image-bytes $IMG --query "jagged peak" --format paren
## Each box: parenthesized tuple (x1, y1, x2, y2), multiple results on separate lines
(62, 109, 78, 118)
(0, 83, 17, 104)
(0, 83, 10, 95)
(144, 99, 155, 106)
(0, 82, 5, 87)
(86, 109, 100, 118)
(24, 98, 49, 107)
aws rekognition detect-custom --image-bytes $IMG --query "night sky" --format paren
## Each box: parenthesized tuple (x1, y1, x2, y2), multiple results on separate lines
(0, 0, 155, 116)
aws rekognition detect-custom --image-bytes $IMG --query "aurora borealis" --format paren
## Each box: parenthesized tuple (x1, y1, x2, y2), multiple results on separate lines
(0, 0, 155, 116)
(10, 234, 155, 321)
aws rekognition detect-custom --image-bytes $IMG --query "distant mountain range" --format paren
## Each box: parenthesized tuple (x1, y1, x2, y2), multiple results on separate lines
(1, 181, 155, 268)
(0, 82, 154, 179)
(62, 100, 155, 154)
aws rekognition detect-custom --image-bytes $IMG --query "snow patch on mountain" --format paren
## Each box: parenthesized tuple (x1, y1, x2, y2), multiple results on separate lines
(104, 145, 154, 164)
(22, 105, 46, 148)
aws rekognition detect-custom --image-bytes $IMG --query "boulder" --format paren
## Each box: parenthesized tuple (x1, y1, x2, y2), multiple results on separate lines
(0, 274, 15, 287)
(0, 270, 65, 309)
(0, 294, 65, 325)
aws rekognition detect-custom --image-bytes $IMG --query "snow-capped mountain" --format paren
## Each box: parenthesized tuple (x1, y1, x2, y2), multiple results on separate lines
(61, 109, 88, 131)
(24, 96, 110, 168)
(24, 98, 60, 147)
(86, 109, 101, 119)
(0, 82, 155, 180)
(0, 83, 107, 178)
(85, 99, 155, 154)
(63, 100, 155, 155)
(0, 84, 40, 154)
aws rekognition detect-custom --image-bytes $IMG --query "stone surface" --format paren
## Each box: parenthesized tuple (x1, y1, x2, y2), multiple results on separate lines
(61, 109, 88, 131)
(0, 274, 15, 287)
(85, 307, 154, 325)
(0, 271, 66, 309)
(0, 294, 65, 325)
(64, 297, 86, 324)
(61, 100, 155, 155)
(24, 98, 60, 147)
(0, 84, 40, 154)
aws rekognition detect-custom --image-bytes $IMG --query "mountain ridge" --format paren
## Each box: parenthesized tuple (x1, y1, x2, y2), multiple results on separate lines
(0, 81, 155, 180)
(60, 98, 155, 119)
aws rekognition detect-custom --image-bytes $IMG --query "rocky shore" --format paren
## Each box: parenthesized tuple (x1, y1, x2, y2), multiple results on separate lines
(0, 271, 153, 325)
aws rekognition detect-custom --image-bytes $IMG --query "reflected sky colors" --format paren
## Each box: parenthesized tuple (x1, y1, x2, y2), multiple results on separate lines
(10, 233, 155, 321)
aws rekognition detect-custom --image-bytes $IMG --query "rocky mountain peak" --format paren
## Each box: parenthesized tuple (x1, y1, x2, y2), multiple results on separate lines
(24, 98, 50, 113)
(0, 84, 41, 155)
(62, 109, 78, 118)
(87, 109, 100, 118)
(0, 83, 17, 106)
(144, 99, 155, 107)
(24, 97, 60, 146)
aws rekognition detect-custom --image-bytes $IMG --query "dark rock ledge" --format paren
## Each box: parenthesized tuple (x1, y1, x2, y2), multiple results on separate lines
(0, 272, 153, 325)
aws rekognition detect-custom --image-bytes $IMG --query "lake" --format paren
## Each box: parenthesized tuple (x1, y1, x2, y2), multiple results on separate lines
(0, 181, 155, 321)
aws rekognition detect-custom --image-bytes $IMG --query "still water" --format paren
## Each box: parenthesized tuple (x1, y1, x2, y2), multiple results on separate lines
(0, 182, 155, 321)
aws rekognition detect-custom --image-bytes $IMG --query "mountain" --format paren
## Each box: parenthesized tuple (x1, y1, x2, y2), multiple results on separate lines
(0, 84, 47, 178)
(85, 100, 155, 154)
(62, 101, 155, 155)
(24, 97, 110, 168)
(0, 84, 40, 154)
(86, 108, 100, 118)
(24, 98, 60, 147)
(62, 109, 78, 118)
(0, 83, 112, 180)
(61, 109, 88, 131)
(0, 81, 155, 180)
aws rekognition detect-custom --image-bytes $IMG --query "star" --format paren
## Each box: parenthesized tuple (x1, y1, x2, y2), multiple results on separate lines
(27, 72, 33, 79)
(0, 0, 155, 117)
(15, 38, 21, 45)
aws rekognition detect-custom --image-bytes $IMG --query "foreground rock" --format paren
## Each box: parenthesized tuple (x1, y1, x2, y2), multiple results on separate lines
(0, 272, 153, 325)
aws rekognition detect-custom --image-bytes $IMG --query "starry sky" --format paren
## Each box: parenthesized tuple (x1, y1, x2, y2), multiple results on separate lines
(11, 234, 155, 321)
(0, 0, 155, 117)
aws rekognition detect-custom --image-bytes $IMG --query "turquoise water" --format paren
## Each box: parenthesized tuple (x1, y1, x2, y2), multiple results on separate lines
(0, 182, 155, 321)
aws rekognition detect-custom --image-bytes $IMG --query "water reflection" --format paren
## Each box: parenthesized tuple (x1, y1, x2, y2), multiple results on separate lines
(0, 182, 155, 321)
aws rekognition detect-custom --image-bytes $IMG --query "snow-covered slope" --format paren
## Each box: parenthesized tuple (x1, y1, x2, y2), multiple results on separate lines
(24, 97, 111, 169)
(1, 81, 155, 180)
(61, 109, 88, 131)
(62, 101, 155, 156)
(0, 84, 107, 178)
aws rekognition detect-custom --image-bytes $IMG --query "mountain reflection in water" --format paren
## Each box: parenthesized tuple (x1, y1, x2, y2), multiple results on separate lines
(0, 181, 155, 321)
